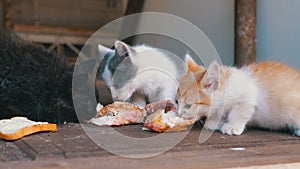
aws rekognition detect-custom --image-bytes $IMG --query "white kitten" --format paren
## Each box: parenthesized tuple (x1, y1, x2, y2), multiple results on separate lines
(177, 55, 300, 136)
(99, 41, 184, 108)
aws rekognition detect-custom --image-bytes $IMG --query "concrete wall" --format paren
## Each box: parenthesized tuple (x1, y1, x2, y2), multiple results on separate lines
(133, 0, 235, 65)
(257, 0, 300, 70)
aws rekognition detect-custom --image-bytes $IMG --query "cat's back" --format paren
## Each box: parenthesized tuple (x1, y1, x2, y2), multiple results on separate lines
(249, 61, 300, 107)
(248, 61, 300, 90)
(246, 61, 300, 128)
(133, 45, 183, 77)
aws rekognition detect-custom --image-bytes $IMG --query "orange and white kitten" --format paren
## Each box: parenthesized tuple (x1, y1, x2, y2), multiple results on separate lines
(176, 55, 300, 136)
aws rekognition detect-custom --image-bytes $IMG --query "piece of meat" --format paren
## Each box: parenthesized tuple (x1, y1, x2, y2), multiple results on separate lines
(143, 110, 196, 133)
(144, 101, 196, 133)
(89, 102, 147, 126)
(145, 100, 176, 114)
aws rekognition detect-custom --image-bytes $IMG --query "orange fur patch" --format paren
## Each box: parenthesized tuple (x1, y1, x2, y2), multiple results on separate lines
(195, 94, 211, 106)
(248, 61, 300, 128)
(186, 56, 205, 72)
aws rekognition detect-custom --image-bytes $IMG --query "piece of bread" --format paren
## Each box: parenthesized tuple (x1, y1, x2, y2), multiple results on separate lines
(89, 102, 147, 126)
(0, 117, 57, 141)
(144, 101, 196, 133)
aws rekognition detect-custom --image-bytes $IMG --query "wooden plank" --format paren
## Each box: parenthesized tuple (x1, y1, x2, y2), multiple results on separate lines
(10, 0, 124, 30)
(56, 44, 64, 57)
(45, 123, 110, 159)
(13, 24, 95, 36)
(2, 143, 300, 169)
(13, 140, 38, 160)
(0, 140, 31, 161)
(17, 29, 118, 46)
(0, 0, 4, 29)
(18, 32, 89, 45)
(4, 0, 13, 29)
(235, 0, 256, 67)
(66, 43, 80, 55)
(14, 134, 65, 160)
(42, 123, 300, 159)
(2, 123, 300, 167)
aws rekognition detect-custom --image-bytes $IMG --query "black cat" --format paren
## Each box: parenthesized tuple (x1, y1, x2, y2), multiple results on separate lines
(0, 31, 78, 123)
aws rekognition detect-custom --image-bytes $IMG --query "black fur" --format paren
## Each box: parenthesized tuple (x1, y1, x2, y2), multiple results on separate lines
(0, 31, 78, 123)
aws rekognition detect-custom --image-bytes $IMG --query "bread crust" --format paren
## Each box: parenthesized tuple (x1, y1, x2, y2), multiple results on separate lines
(0, 123, 57, 141)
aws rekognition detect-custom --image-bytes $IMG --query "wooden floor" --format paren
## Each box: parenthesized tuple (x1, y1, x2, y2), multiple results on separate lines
(1, 123, 300, 169)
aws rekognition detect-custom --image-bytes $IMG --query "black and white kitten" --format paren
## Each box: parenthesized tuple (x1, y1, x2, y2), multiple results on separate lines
(0, 31, 77, 123)
(98, 41, 184, 108)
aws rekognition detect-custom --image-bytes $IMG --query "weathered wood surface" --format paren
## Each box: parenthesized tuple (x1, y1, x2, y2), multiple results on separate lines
(235, 0, 256, 67)
(1, 123, 300, 169)
(13, 24, 96, 36)
(7, 0, 124, 30)
(0, 0, 4, 29)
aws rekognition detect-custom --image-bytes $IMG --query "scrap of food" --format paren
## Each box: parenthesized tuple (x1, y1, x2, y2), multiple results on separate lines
(89, 101, 147, 126)
(145, 100, 177, 114)
(143, 101, 196, 133)
(89, 100, 197, 132)
(0, 117, 57, 141)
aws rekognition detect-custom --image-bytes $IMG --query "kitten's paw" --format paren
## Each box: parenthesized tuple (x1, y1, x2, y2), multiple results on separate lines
(204, 120, 221, 131)
(220, 123, 244, 135)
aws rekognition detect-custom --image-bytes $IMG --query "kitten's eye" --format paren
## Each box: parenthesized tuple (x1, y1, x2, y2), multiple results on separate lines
(184, 104, 192, 109)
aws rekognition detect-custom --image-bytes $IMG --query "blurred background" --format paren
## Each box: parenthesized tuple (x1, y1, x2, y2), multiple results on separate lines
(0, 0, 299, 69)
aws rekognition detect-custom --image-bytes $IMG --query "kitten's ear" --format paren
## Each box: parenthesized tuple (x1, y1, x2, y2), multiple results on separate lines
(185, 54, 205, 72)
(114, 40, 136, 58)
(202, 61, 221, 93)
(98, 44, 114, 58)
(185, 54, 198, 72)
(194, 70, 206, 84)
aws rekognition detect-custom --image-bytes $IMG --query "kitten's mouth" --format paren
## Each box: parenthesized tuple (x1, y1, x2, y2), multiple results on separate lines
(178, 112, 207, 122)
(178, 112, 196, 120)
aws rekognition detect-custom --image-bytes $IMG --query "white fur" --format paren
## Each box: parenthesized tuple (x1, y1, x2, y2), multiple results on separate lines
(102, 60, 113, 88)
(114, 45, 179, 107)
(100, 41, 183, 108)
(204, 62, 300, 136)
(204, 66, 259, 135)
